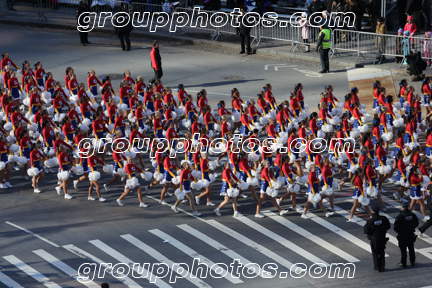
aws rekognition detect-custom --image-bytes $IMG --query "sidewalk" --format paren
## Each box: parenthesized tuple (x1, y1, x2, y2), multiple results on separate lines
(0, 10, 419, 72)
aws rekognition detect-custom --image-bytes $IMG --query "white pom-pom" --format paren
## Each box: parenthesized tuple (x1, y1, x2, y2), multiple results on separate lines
(296, 175, 307, 184)
(366, 186, 378, 197)
(124, 151, 136, 159)
(27, 167, 39, 177)
(260, 116, 269, 125)
(305, 161, 312, 170)
(23, 98, 30, 107)
(103, 164, 114, 174)
(247, 177, 259, 187)
(175, 106, 186, 116)
(382, 132, 393, 142)
(174, 188, 186, 200)
(4, 122, 12, 131)
(248, 153, 260, 162)
(332, 181, 339, 190)
(289, 183, 300, 192)
(57, 171, 70, 181)
(181, 119, 191, 129)
(126, 177, 139, 189)
(393, 102, 401, 110)
(358, 195, 370, 206)
(361, 114, 372, 123)
(421, 176, 431, 188)
(0, 161, 4, 171)
(399, 178, 410, 187)
(82, 118, 91, 126)
(172, 176, 181, 185)
(128, 113, 136, 123)
(328, 117, 340, 125)
(231, 111, 241, 122)
(9, 144, 19, 153)
(227, 187, 240, 197)
(142, 172, 153, 181)
(191, 181, 203, 190)
(16, 156, 28, 166)
(394, 118, 404, 127)
(377, 165, 391, 175)
(118, 167, 127, 176)
(209, 173, 216, 183)
(119, 104, 127, 112)
(238, 181, 249, 190)
(191, 170, 201, 179)
(7, 155, 17, 163)
(199, 179, 210, 188)
(308, 192, 322, 204)
(44, 158, 59, 168)
(359, 125, 369, 133)
(321, 185, 334, 196)
(79, 123, 89, 133)
(70, 95, 79, 104)
(348, 164, 359, 174)
(89, 171, 101, 181)
(155, 172, 164, 182)
(72, 165, 84, 175)
(28, 123, 38, 132)
(350, 128, 360, 139)
(266, 187, 278, 198)
(317, 130, 326, 138)
(331, 108, 342, 117)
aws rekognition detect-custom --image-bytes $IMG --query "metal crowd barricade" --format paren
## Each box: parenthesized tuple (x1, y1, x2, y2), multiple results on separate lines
(172, 6, 218, 39)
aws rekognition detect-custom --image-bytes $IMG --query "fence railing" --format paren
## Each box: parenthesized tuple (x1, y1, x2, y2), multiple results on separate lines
(5, 2, 432, 66)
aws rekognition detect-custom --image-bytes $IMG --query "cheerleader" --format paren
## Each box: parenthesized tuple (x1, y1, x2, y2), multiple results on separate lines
(372, 80, 381, 109)
(1, 52, 19, 72)
(45, 73, 55, 96)
(302, 164, 334, 219)
(248, 129, 261, 168)
(347, 168, 372, 222)
(289, 91, 301, 117)
(153, 111, 164, 139)
(248, 100, 262, 123)
(237, 151, 259, 202)
(277, 156, 301, 211)
(123, 70, 135, 92)
(54, 81, 68, 102)
(399, 79, 408, 105)
(377, 87, 386, 108)
(160, 152, 179, 204)
(7, 71, 21, 106)
(18, 130, 31, 179)
(172, 161, 201, 215)
(190, 115, 200, 140)
(104, 141, 127, 192)
(321, 158, 335, 211)
(68, 74, 79, 96)
(154, 80, 163, 94)
(408, 166, 429, 219)
(287, 128, 304, 176)
(87, 70, 102, 97)
(29, 143, 46, 193)
(217, 100, 232, 118)
(92, 111, 110, 162)
(240, 107, 252, 142)
(264, 84, 277, 110)
(351, 87, 360, 103)
(119, 80, 130, 117)
(177, 84, 188, 106)
(34, 62, 46, 88)
(67, 104, 81, 130)
(112, 109, 126, 137)
(129, 124, 147, 169)
(365, 157, 387, 209)
(325, 85, 338, 112)
(255, 160, 288, 218)
(352, 101, 363, 129)
(309, 112, 319, 137)
(422, 77, 431, 117)
(404, 114, 416, 144)
(85, 147, 106, 202)
(2, 65, 11, 89)
(203, 105, 218, 139)
(266, 119, 279, 140)
(21, 65, 34, 87)
(405, 86, 415, 116)
(80, 96, 96, 120)
(375, 137, 389, 193)
(294, 83, 305, 109)
(101, 76, 116, 96)
(116, 156, 148, 207)
(195, 153, 216, 206)
(414, 94, 423, 125)
(362, 132, 375, 158)
(144, 85, 155, 114)
(372, 119, 380, 145)
(56, 145, 74, 199)
(185, 95, 198, 122)
(64, 67, 73, 89)
(24, 77, 39, 97)
(214, 161, 241, 217)
(339, 140, 358, 188)
(0, 135, 12, 189)
(163, 87, 177, 111)
(197, 89, 208, 115)
(154, 93, 165, 121)
(392, 151, 409, 202)
(318, 102, 332, 129)
(257, 91, 269, 115)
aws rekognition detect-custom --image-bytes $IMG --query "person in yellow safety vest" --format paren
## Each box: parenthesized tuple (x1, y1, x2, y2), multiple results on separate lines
(317, 25, 331, 73)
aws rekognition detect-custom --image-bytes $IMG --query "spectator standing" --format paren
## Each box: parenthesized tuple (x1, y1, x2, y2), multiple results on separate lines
(300, 12, 311, 52)
(149, 40, 163, 85)
(423, 31, 432, 66)
(238, 8, 252, 55)
(364, 205, 391, 272)
(307, 0, 325, 39)
(375, 16, 387, 62)
(394, 201, 419, 268)
(404, 15, 418, 46)
(396, 28, 404, 63)
(76, 1, 91, 46)
(354, 0, 365, 31)
(316, 24, 331, 73)
(114, 10, 133, 51)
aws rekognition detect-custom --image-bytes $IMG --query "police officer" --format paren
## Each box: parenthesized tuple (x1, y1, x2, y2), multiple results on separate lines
(364, 205, 391, 272)
(316, 24, 331, 74)
(238, 7, 252, 55)
(394, 201, 419, 267)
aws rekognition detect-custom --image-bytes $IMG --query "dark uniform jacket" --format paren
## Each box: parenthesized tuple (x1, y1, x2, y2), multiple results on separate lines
(394, 209, 419, 237)
(364, 213, 391, 237)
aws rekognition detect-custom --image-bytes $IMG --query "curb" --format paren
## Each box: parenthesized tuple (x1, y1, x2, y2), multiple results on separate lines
(0, 18, 355, 68)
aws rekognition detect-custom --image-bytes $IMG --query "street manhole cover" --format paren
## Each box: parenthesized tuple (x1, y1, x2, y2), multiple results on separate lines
(100, 73, 124, 80)
(225, 76, 245, 80)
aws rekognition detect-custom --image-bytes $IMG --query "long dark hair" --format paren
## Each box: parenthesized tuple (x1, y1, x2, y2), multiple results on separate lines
(408, 165, 418, 185)
(351, 167, 363, 185)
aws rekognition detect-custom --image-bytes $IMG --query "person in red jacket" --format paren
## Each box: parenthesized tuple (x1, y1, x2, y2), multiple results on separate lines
(116, 157, 148, 207)
(149, 40, 163, 85)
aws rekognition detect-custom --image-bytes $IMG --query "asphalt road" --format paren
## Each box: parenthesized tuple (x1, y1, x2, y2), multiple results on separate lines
(0, 25, 431, 288)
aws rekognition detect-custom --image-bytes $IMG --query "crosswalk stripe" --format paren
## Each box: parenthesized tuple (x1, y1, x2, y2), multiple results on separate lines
(148, 229, 243, 284)
(263, 211, 360, 263)
(88, 240, 173, 288)
(3, 255, 62, 288)
(292, 208, 373, 254)
(206, 219, 298, 271)
(234, 216, 330, 266)
(120, 234, 211, 288)
(32, 249, 100, 288)
(63, 244, 142, 288)
(0, 271, 24, 288)
(176, 224, 265, 278)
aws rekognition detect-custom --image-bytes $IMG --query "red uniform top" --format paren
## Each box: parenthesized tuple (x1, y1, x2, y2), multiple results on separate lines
(204, 111, 217, 129)
(265, 91, 275, 109)
(222, 168, 239, 184)
(130, 129, 145, 144)
(366, 165, 377, 183)
(153, 118, 163, 134)
(276, 111, 286, 126)
(344, 101, 352, 113)
(2, 71, 10, 88)
(319, 108, 332, 122)
(239, 158, 253, 176)
(233, 98, 243, 111)
(322, 165, 333, 185)
(30, 149, 46, 167)
(267, 124, 279, 139)
(163, 157, 177, 175)
(407, 92, 414, 107)
(221, 122, 230, 138)
(53, 97, 66, 113)
(119, 87, 129, 104)
(102, 82, 115, 95)
(68, 79, 78, 93)
(241, 113, 251, 128)
(397, 159, 406, 175)
(298, 127, 306, 139)
(102, 92, 112, 106)
(112, 116, 126, 133)
(229, 152, 240, 173)
(281, 162, 297, 179)
(290, 98, 300, 111)
(191, 121, 199, 136)
(420, 164, 428, 176)
(257, 98, 268, 113)
(178, 89, 187, 104)
(74, 134, 84, 147)
(144, 92, 153, 105)
(124, 77, 135, 91)
(62, 123, 75, 142)
(113, 148, 126, 165)
(297, 90, 304, 102)
(88, 155, 105, 171)
(87, 76, 102, 91)
(261, 167, 274, 184)
(352, 107, 363, 121)
(376, 145, 387, 166)
(248, 105, 262, 118)
(164, 93, 176, 107)
(35, 68, 45, 83)
(200, 158, 209, 173)
(373, 88, 379, 100)
(155, 84, 163, 94)
(54, 138, 74, 153)
(80, 102, 96, 117)
(58, 151, 74, 171)
(166, 127, 179, 142)
(185, 100, 197, 114)
(309, 118, 318, 132)
(155, 99, 164, 111)
(359, 154, 368, 169)
(423, 83, 431, 95)
(22, 72, 34, 87)
(199, 134, 210, 147)
(11, 112, 29, 127)
(1, 57, 18, 71)
(378, 93, 386, 106)
(354, 175, 364, 195)
(372, 126, 380, 140)
(308, 171, 320, 193)
(180, 169, 195, 187)
(92, 119, 110, 136)
(68, 109, 81, 124)
(135, 107, 145, 122)
(128, 97, 138, 111)
(8, 77, 20, 91)
(45, 78, 55, 92)
(125, 163, 143, 178)
(40, 115, 56, 128)
(410, 173, 423, 186)
(78, 90, 91, 103)
(218, 107, 230, 117)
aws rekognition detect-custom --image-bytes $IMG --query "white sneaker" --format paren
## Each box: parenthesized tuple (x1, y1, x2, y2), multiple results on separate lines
(116, 199, 124, 206)
(193, 211, 202, 217)
(181, 199, 188, 204)
(5, 182, 12, 188)
(22, 176, 29, 180)
(104, 184, 110, 191)
(417, 228, 424, 238)
(280, 210, 289, 216)
(276, 199, 281, 206)
(393, 192, 400, 200)
(88, 196, 96, 201)
(424, 216, 431, 222)
(206, 202, 215, 206)
(379, 189, 387, 193)
(64, 194, 73, 199)
(195, 196, 200, 205)
(347, 217, 357, 222)
(34, 188, 41, 193)
(139, 202, 148, 208)
(322, 198, 328, 203)
(171, 205, 179, 213)
(166, 192, 173, 197)
(55, 186, 61, 195)
(49, 169, 55, 173)
(214, 208, 222, 216)
(325, 212, 334, 218)
(57, 181, 62, 185)
(73, 180, 78, 189)
(144, 186, 149, 194)
(233, 211, 242, 217)
(301, 214, 310, 219)
(159, 200, 168, 205)
(99, 197, 106, 202)
(0, 184, 6, 189)
(241, 194, 248, 198)
(255, 213, 265, 218)
(295, 206, 303, 212)
(14, 167, 20, 171)
(388, 178, 394, 183)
